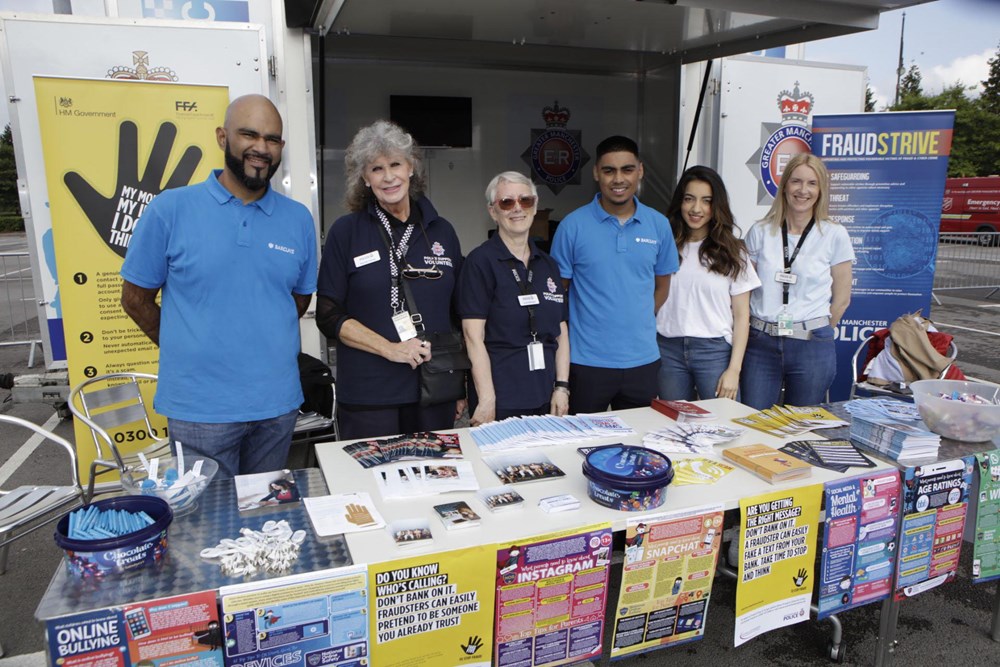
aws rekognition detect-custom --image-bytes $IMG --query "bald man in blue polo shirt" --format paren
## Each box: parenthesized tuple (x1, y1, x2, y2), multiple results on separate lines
(120, 95, 317, 478)
(550, 136, 678, 413)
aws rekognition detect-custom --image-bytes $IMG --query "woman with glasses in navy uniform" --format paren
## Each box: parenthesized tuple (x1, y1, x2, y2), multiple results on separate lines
(458, 171, 570, 425)
(317, 120, 464, 439)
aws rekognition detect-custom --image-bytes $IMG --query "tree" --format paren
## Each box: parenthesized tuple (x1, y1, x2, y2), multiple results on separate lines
(896, 63, 924, 107)
(981, 42, 1000, 115)
(865, 85, 877, 112)
(0, 124, 24, 230)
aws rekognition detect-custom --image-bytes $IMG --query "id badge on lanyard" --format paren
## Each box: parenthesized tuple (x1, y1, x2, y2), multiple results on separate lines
(527, 340, 545, 371)
(392, 311, 418, 341)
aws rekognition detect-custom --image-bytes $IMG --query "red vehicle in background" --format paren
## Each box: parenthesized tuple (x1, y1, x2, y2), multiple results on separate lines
(940, 176, 1000, 246)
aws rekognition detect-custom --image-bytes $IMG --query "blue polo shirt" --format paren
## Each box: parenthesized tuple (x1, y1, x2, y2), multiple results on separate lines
(317, 197, 463, 406)
(550, 194, 678, 368)
(458, 234, 567, 410)
(121, 170, 317, 422)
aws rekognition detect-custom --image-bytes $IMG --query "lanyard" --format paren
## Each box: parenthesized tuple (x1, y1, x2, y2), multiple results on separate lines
(373, 205, 415, 314)
(780, 218, 815, 306)
(505, 257, 538, 340)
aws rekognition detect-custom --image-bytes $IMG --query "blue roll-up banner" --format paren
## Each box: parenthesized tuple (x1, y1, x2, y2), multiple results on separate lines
(811, 111, 955, 400)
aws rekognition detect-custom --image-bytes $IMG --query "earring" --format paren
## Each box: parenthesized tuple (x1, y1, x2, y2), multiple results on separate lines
(364, 182, 370, 188)
(409, 173, 414, 178)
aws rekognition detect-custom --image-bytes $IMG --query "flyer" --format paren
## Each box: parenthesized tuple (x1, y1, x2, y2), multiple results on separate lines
(972, 451, 1000, 583)
(495, 524, 613, 667)
(734, 484, 822, 646)
(818, 471, 902, 619)
(896, 458, 974, 599)
(220, 565, 369, 667)
(369, 545, 495, 667)
(46, 591, 223, 667)
(610, 505, 724, 659)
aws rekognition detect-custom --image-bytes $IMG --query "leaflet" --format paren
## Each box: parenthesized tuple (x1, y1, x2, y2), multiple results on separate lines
(972, 451, 1000, 582)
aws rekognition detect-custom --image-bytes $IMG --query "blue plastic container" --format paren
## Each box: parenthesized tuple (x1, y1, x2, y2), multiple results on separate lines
(582, 445, 674, 511)
(53, 495, 172, 578)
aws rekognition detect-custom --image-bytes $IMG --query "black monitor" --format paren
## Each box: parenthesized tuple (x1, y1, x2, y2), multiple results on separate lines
(389, 95, 473, 148)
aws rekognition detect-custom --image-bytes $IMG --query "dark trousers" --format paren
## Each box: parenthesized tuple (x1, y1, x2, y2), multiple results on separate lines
(337, 402, 455, 440)
(568, 360, 660, 414)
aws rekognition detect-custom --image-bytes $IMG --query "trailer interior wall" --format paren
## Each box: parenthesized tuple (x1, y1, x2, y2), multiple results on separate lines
(318, 61, 680, 253)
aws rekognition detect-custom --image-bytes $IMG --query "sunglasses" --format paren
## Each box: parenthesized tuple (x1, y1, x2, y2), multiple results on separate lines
(402, 264, 443, 280)
(493, 196, 538, 211)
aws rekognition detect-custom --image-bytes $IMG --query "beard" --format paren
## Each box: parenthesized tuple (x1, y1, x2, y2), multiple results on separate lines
(224, 139, 280, 191)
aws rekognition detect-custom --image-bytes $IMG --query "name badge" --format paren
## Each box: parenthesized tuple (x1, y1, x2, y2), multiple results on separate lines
(776, 310, 794, 337)
(391, 311, 417, 341)
(774, 270, 797, 285)
(518, 294, 540, 307)
(354, 250, 380, 268)
(527, 341, 545, 371)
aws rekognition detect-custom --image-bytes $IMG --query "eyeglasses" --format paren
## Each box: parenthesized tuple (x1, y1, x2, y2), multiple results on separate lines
(493, 195, 538, 211)
(402, 264, 443, 280)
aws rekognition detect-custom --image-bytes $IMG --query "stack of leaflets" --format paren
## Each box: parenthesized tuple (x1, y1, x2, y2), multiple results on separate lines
(469, 414, 634, 452)
(235, 469, 301, 513)
(732, 405, 848, 437)
(642, 422, 745, 455)
(849, 415, 940, 462)
(343, 432, 462, 468)
(482, 451, 566, 485)
(844, 397, 922, 422)
(779, 439, 877, 473)
(671, 458, 736, 485)
(302, 491, 386, 536)
(722, 443, 813, 483)
(372, 460, 479, 500)
(433, 501, 482, 530)
(651, 399, 715, 422)
(476, 486, 525, 512)
(388, 518, 433, 549)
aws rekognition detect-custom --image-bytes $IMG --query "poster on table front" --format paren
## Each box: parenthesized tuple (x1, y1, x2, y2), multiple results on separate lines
(609, 504, 724, 660)
(895, 458, 974, 599)
(45, 590, 222, 667)
(811, 111, 955, 400)
(972, 451, 1000, 583)
(369, 545, 495, 667)
(220, 565, 370, 667)
(818, 471, 902, 619)
(734, 484, 822, 646)
(33, 76, 228, 479)
(495, 523, 613, 667)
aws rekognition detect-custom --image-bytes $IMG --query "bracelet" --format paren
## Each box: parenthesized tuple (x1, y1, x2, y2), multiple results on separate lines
(553, 386, 570, 395)
(553, 381, 570, 395)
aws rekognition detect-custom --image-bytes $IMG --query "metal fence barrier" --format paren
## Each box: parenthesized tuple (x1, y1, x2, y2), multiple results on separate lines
(933, 232, 1000, 301)
(0, 251, 42, 367)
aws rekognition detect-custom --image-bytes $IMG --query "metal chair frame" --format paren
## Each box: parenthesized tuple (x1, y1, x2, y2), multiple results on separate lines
(849, 333, 958, 400)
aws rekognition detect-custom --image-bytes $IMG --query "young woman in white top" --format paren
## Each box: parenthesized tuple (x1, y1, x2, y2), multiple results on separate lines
(740, 153, 855, 409)
(656, 166, 760, 400)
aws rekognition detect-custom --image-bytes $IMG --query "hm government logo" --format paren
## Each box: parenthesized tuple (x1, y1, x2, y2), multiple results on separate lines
(521, 101, 589, 195)
(59, 97, 72, 108)
(107, 51, 178, 82)
(746, 82, 815, 203)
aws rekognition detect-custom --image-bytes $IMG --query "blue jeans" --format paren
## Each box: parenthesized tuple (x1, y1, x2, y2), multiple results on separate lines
(657, 335, 734, 401)
(168, 409, 299, 479)
(739, 325, 837, 410)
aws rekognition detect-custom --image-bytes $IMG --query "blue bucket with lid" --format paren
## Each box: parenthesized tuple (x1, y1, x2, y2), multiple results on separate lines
(582, 445, 674, 511)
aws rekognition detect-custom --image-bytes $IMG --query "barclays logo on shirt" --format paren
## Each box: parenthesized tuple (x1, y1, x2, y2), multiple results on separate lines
(634, 237, 658, 245)
(268, 242, 296, 255)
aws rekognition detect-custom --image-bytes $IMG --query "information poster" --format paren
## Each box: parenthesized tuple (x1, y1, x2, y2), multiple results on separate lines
(811, 111, 955, 400)
(34, 76, 227, 478)
(896, 458, 974, 599)
(973, 451, 1000, 582)
(369, 546, 495, 667)
(735, 485, 822, 646)
(220, 565, 370, 667)
(818, 471, 901, 619)
(46, 591, 222, 667)
(610, 504, 724, 659)
(495, 524, 613, 667)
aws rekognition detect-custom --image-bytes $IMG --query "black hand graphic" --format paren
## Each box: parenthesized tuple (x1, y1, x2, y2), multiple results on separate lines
(793, 568, 809, 587)
(64, 120, 203, 258)
(461, 635, 483, 654)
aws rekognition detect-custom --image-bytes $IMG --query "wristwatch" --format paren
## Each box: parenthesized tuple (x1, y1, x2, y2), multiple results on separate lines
(553, 380, 570, 395)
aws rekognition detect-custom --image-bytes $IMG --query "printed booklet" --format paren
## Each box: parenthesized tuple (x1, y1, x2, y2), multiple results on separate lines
(235, 469, 301, 513)
(433, 501, 482, 530)
(476, 486, 525, 512)
(482, 451, 566, 485)
(722, 443, 812, 483)
(388, 518, 433, 548)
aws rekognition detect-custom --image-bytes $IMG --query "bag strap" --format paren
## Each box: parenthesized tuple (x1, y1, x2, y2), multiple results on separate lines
(398, 273, 426, 336)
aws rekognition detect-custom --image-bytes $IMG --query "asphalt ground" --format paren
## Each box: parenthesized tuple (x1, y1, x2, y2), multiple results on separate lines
(1, 232, 998, 665)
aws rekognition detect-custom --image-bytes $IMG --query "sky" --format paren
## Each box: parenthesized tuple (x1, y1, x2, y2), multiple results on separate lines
(804, 0, 1000, 110)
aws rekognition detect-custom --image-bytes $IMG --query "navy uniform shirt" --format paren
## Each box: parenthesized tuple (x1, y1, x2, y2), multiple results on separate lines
(318, 197, 462, 406)
(458, 233, 567, 411)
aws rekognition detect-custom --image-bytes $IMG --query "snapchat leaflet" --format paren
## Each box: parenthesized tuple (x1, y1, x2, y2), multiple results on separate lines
(370, 545, 495, 667)
(34, 77, 227, 476)
(735, 485, 822, 647)
(610, 505, 724, 659)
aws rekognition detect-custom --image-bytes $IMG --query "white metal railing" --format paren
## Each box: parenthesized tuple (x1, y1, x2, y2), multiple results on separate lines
(933, 232, 1000, 300)
(0, 252, 42, 367)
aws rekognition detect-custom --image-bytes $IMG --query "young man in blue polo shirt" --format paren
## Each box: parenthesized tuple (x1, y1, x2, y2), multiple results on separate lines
(551, 135, 678, 413)
(120, 94, 317, 478)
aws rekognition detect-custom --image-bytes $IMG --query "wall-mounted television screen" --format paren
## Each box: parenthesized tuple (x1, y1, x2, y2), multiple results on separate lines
(389, 95, 472, 148)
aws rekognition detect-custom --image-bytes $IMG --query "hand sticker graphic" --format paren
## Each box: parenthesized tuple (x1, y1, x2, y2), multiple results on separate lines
(64, 120, 203, 258)
(793, 568, 809, 587)
(461, 636, 483, 655)
(345, 503, 375, 526)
